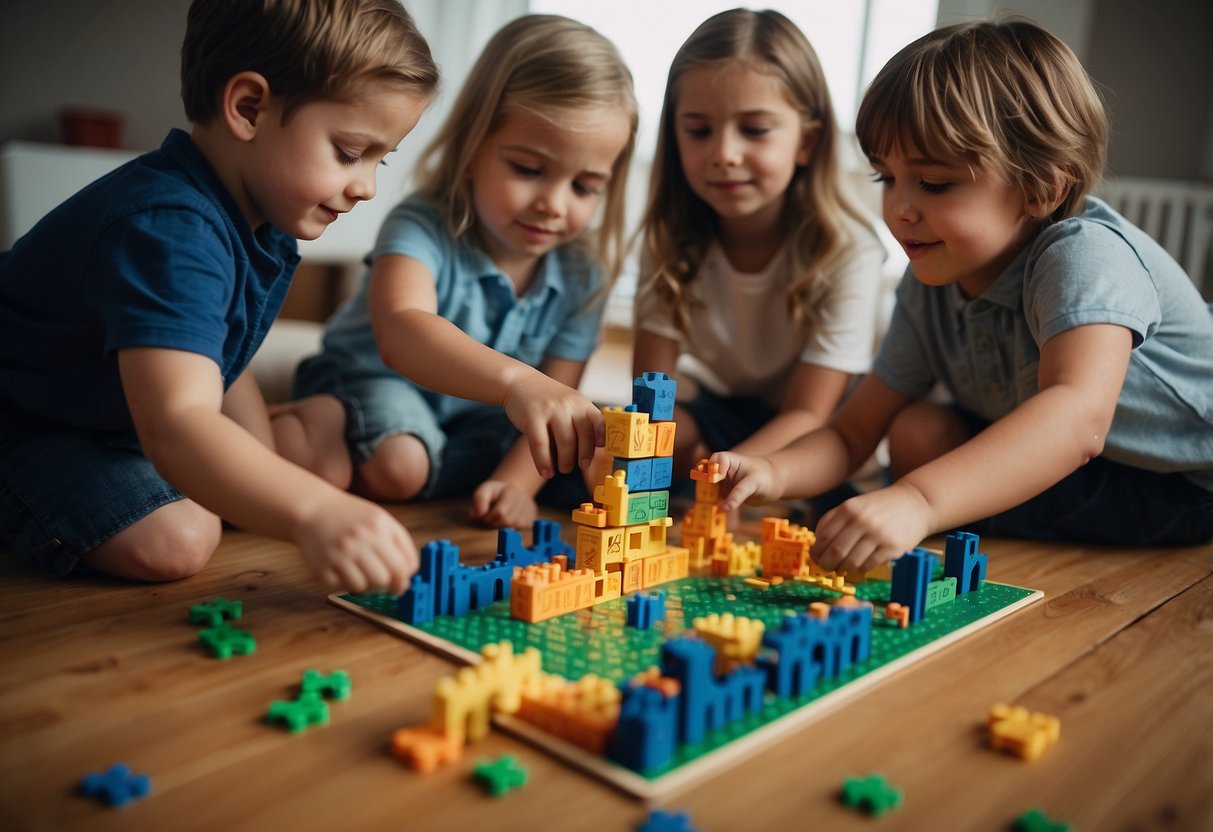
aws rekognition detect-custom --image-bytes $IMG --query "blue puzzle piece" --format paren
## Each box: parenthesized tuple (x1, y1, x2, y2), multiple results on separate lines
(79, 763, 151, 808)
(637, 809, 699, 832)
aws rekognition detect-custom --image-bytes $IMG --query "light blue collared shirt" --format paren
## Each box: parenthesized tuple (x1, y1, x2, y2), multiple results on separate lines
(875, 197, 1213, 491)
(315, 197, 605, 423)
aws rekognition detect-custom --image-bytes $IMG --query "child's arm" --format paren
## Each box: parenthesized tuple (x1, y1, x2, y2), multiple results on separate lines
(730, 363, 853, 456)
(469, 356, 589, 528)
(119, 346, 418, 594)
(631, 329, 680, 378)
(812, 324, 1133, 572)
(219, 370, 274, 450)
(369, 254, 603, 478)
(714, 373, 912, 509)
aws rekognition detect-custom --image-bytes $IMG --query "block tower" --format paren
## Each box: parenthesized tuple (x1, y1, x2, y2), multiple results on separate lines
(509, 372, 690, 623)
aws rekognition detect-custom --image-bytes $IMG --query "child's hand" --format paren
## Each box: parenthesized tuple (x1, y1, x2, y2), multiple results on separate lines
(812, 482, 931, 573)
(294, 493, 419, 595)
(500, 373, 603, 479)
(469, 480, 538, 530)
(712, 451, 786, 511)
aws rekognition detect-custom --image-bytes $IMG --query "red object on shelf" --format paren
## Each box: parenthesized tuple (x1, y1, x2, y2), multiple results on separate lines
(59, 108, 125, 149)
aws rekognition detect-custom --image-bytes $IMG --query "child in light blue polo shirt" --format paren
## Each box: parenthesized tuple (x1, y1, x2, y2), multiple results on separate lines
(274, 16, 638, 530)
(709, 18, 1213, 571)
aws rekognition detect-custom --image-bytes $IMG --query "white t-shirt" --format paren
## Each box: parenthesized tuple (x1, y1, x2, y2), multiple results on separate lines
(636, 223, 885, 406)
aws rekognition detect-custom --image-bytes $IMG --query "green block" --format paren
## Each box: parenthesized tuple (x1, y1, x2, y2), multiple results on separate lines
(926, 577, 957, 609)
(473, 755, 527, 796)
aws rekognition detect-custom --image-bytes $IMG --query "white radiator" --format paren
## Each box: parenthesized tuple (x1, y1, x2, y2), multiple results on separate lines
(1097, 176, 1213, 299)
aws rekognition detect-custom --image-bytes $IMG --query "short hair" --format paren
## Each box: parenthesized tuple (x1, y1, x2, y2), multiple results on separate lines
(856, 17, 1109, 222)
(413, 14, 638, 287)
(640, 8, 874, 335)
(181, 0, 438, 124)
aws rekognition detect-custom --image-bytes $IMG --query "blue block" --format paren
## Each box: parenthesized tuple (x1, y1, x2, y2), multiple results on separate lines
(80, 763, 151, 808)
(760, 613, 829, 696)
(626, 591, 666, 629)
(607, 684, 679, 772)
(613, 456, 653, 491)
(650, 456, 674, 489)
(632, 371, 677, 421)
(890, 548, 937, 624)
(944, 531, 988, 594)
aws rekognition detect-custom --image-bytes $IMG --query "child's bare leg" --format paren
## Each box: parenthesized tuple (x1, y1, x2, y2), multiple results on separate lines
(886, 401, 971, 480)
(271, 395, 353, 489)
(81, 499, 221, 582)
(357, 433, 431, 502)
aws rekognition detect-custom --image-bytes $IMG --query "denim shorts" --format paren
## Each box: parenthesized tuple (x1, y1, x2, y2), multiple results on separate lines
(298, 369, 589, 508)
(0, 420, 184, 575)
(952, 407, 1213, 546)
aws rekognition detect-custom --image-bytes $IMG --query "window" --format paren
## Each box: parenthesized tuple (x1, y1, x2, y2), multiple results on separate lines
(530, 0, 938, 158)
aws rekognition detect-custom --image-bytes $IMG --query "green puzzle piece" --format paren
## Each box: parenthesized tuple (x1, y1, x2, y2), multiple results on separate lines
(267, 691, 330, 733)
(473, 755, 528, 796)
(841, 773, 903, 817)
(188, 597, 243, 627)
(198, 623, 256, 659)
(300, 669, 351, 701)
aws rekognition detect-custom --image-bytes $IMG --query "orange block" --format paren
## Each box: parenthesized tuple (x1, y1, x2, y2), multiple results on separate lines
(641, 546, 689, 589)
(654, 421, 676, 457)
(604, 407, 654, 459)
(390, 725, 463, 773)
(511, 562, 597, 623)
(572, 502, 607, 528)
(690, 459, 723, 482)
(576, 524, 625, 573)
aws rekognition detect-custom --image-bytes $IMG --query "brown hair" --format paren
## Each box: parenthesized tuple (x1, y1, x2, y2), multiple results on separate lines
(639, 8, 874, 335)
(855, 17, 1109, 222)
(181, 0, 438, 124)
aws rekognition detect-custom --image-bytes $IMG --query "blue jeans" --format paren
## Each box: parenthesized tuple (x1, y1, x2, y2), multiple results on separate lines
(0, 420, 183, 575)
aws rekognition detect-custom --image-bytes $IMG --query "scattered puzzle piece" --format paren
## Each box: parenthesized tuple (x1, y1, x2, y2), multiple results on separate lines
(391, 725, 463, 773)
(841, 772, 903, 817)
(300, 669, 351, 701)
(1014, 807, 1072, 832)
(187, 597, 243, 627)
(197, 623, 256, 659)
(267, 691, 329, 732)
(637, 809, 699, 832)
(987, 704, 1060, 761)
(79, 763, 151, 808)
(472, 755, 527, 796)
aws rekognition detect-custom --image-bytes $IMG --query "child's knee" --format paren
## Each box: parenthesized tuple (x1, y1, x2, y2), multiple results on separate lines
(359, 434, 430, 501)
(84, 501, 220, 582)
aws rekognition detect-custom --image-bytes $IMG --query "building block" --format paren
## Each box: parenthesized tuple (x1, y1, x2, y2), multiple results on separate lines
(641, 547, 689, 589)
(79, 763, 151, 808)
(1014, 808, 1072, 832)
(627, 591, 667, 629)
(637, 809, 700, 832)
(300, 669, 351, 701)
(760, 517, 815, 578)
(840, 773, 903, 816)
(689, 459, 723, 483)
(594, 470, 631, 527)
(473, 755, 528, 796)
(267, 690, 330, 732)
(890, 548, 938, 625)
(608, 683, 680, 772)
(884, 602, 910, 629)
(511, 562, 597, 623)
(188, 597, 242, 627)
(614, 456, 654, 491)
(390, 725, 462, 773)
(650, 455, 674, 489)
(572, 502, 608, 528)
(576, 524, 626, 574)
(988, 704, 1060, 761)
(632, 371, 677, 421)
(626, 491, 655, 524)
(615, 559, 644, 594)
(604, 405, 655, 458)
(944, 531, 988, 593)
(197, 623, 256, 659)
(693, 613, 765, 673)
(925, 577, 957, 609)
(517, 672, 620, 753)
(653, 421, 676, 457)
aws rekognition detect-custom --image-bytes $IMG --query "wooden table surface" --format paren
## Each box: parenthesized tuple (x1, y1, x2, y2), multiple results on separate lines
(2, 500, 1211, 831)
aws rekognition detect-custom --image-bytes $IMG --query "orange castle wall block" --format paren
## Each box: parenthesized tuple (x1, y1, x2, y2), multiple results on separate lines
(760, 517, 816, 578)
(641, 546, 689, 589)
(516, 672, 621, 754)
(510, 562, 597, 623)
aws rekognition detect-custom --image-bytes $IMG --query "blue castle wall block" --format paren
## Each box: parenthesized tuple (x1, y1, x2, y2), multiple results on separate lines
(627, 591, 667, 629)
(632, 372, 677, 422)
(943, 531, 988, 594)
(759, 613, 830, 697)
(660, 636, 764, 746)
(608, 683, 680, 772)
(891, 548, 938, 625)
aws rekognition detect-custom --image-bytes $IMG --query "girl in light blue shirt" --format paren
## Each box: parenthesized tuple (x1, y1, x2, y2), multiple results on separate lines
(275, 15, 637, 530)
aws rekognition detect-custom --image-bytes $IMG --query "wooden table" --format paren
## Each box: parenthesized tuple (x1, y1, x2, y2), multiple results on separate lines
(2, 501, 1211, 831)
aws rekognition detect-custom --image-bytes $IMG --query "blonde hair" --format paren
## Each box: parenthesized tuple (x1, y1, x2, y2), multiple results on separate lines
(413, 14, 638, 288)
(855, 17, 1109, 222)
(181, 0, 438, 124)
(639, 8, 873, 335)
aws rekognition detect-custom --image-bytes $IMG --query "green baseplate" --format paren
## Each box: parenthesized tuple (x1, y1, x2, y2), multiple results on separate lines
(337, 558, 1040, 796)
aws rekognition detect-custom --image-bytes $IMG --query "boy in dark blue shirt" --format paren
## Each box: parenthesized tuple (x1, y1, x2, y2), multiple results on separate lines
(0, 0, 437, 593)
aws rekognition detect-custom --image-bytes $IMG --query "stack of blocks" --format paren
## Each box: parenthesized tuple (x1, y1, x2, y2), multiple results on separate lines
(511, 373, 689, 623)
(682, 460, 734, 569)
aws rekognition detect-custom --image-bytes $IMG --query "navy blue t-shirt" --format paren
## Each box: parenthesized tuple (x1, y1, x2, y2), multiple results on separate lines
(0, 129, 299, 431)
